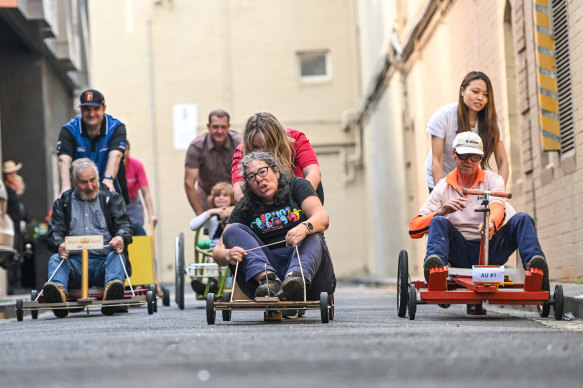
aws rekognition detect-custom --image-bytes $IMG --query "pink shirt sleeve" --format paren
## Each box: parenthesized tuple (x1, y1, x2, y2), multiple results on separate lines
(231, 143, 244, 184)
(289, 129, 319, 175)
(135, 160, 149, 187)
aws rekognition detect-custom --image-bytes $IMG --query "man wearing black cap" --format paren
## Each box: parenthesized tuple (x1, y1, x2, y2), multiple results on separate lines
(57, 89, 129, 203)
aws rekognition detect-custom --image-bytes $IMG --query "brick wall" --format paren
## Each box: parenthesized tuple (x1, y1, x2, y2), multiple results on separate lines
(404, 0, 582, 281)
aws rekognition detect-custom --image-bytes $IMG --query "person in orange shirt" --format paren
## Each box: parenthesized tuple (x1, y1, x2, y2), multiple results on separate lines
(409, 132, 548, 283)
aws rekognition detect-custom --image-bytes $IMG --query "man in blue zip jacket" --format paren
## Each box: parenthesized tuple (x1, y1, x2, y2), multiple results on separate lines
(57, 89, 129, 203)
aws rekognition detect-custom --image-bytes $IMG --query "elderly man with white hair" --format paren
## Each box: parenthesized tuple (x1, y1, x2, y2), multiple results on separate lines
(43, 158, 132, 317)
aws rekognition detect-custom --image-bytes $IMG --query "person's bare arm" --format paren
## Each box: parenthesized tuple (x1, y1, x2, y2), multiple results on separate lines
(184, 168, 204, 214)
(212, 225, 247, 266)
(285, 196, 329, 247)
(301, 164, 321, 191)
(103, 150, 123, 192)
(233, 181, 245, 202)
(58, 154, 73, 194)
(140, 185, 157, 227)
(430, 135, 445, 186)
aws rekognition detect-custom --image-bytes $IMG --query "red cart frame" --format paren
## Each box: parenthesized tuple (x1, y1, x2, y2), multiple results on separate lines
(398, 189, 564, 320)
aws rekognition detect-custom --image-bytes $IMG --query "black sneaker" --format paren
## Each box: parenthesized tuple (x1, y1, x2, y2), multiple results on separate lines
(254, 272, 281, 298)
(101, 279, 125, 316)
(191, 279, 206, 295)
(281, 271, 309, 301)
(423, 255, 443, 282)
(528, 255, 549, 283)
(43, 282, 68, 318)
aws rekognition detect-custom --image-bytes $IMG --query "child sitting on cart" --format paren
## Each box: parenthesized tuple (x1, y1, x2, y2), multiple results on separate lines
(188, 181, 235, 294)
(408, 132, 548, 285)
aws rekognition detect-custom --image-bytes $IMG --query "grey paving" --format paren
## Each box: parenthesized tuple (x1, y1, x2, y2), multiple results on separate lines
(0, 284, 582, 388)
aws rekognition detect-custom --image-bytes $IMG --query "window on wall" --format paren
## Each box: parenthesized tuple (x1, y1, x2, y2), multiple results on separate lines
(551, 0, 575, 154)
(297, 51, 331, 82)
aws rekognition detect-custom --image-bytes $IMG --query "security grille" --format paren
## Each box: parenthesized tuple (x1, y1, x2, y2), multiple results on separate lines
(551, 0, 575, 154)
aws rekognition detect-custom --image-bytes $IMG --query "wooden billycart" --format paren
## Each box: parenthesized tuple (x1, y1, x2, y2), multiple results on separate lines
(397, 189, 565, 321)
(15, 235, 157, 321)
(205, 244, 334, 324)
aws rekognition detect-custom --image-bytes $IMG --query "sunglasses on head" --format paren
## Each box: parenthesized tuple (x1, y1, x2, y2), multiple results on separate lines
(455, 152, 482, 162)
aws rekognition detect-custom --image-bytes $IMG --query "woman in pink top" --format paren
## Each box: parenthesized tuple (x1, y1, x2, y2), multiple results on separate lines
(231, 112, 323, 203)
(124, 140, 157, 236)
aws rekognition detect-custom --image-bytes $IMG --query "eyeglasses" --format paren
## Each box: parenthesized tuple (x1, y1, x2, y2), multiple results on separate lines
(455, 152, 482, 162)
(244, 166, 273, 182)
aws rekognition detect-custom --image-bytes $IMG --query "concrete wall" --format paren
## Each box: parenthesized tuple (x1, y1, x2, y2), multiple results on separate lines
(88, 0, 364, 282)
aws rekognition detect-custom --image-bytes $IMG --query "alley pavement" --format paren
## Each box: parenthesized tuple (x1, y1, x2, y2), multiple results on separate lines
(1, 284, 582, 388)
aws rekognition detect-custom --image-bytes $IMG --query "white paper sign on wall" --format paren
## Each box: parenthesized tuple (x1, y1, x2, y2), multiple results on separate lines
(173, 104, 197, 150)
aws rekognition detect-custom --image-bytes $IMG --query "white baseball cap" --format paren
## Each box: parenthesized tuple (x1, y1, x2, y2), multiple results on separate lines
(453, 132, 484, 156)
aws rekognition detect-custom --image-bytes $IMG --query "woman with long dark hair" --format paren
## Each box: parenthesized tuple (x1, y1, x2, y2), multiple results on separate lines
(425, 71, 509, 191)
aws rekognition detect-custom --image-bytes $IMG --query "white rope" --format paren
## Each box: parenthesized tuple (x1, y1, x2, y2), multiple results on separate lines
(35, 258, 66, 302)
(231, 260, 239, 303)
(118, 253, 135, 296)
(295, 245, 307, 302)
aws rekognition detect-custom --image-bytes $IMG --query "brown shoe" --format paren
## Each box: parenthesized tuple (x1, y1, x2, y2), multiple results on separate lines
(254, 272, 281, 298)
(101, 279, 125, 316)
(280, 271, 308, 301)
(43, 282, 68, 318)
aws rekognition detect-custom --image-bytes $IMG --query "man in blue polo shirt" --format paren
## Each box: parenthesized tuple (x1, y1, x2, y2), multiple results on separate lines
(57, 89, 129, 203)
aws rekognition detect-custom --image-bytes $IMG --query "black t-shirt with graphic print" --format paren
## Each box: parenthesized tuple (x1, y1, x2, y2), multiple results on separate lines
(228, 177, 317, 248)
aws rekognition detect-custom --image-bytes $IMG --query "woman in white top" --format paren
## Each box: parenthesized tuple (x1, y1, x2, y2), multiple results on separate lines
(425, 71, 509, 191)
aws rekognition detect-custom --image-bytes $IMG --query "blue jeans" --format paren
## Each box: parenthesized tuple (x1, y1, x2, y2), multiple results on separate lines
(132, 222, 147, 236)
(425, 213, 544, 269)
(47, 251, 126, 293)
(222, 223, 336, 299)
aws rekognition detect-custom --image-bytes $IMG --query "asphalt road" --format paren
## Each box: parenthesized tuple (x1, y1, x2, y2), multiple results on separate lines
(1, 284, 582, 388)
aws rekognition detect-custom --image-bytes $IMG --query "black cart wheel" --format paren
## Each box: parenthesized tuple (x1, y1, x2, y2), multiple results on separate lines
(30, 290, 38, 320)
(222, 292, 232, 321)
(162, 286, 170, 306)
(408, 284, 417, 320)
(320, 292, 330, 323)
(16, 299, 23, 322)
(537, 277, 551, 317)
(146, 290, 154, 315)
(328, 294, 334, 321)
(553, 284, 564, 321)
(397, 250, 409, 318)
(175, 233, 185, 310)
(206, 293, 216, 324)
(149, 284, 158, 313)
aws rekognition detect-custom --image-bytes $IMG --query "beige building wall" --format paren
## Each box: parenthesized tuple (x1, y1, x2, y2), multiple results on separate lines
(88, 0, 366, 282)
